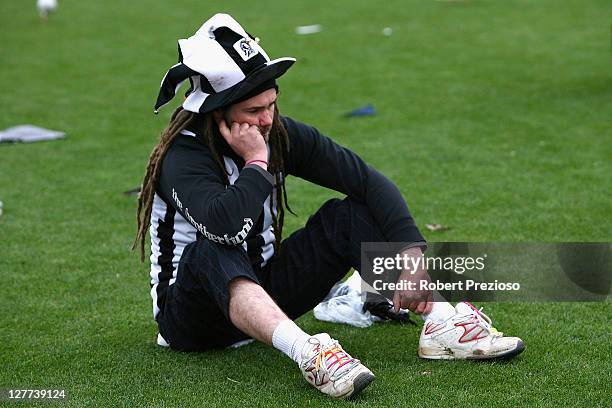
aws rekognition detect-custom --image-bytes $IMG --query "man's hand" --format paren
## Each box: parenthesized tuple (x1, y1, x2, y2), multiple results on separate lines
(392, 246, 433, 315)
(218, 119, 268, 163)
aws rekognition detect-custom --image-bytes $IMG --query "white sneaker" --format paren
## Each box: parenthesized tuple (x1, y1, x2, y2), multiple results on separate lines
(418, 302, 525, 360)
(299, 333, 374, 399)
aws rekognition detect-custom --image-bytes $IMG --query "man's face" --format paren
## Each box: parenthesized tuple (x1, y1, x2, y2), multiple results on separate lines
(223, 88, 277, 142)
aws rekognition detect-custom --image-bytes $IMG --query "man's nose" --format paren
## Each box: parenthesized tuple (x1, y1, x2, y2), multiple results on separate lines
(260, 110, 273, 127)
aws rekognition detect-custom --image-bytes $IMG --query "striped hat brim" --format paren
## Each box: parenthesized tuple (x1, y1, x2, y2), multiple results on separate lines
(184, 57, 295, 114)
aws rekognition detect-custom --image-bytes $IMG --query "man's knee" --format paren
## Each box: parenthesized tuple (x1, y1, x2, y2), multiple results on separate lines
(228, 276, 260, 296)
(345, 197, 376, 222)
(320, 197, 375, 218)
(189, 238, 250, 268)
(181, 238, 259, 293)
(316, 197, 378, 235)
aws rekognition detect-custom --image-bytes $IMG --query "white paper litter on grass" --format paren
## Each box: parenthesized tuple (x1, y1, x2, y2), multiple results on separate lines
(0, 125, 65, 143)
(295, 24, 322, 35)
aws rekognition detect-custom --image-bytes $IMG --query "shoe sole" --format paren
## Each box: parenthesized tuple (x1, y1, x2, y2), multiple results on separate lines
(344, 372, 375, 399)
(418, 340, 526, 360)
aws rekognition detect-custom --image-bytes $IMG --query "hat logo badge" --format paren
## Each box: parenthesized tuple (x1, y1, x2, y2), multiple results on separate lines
(234, 38, 259, 61)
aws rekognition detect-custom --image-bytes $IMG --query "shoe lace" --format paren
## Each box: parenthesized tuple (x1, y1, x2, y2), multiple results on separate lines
(463, 303, 504, 337)
(313, 340, 360, 382)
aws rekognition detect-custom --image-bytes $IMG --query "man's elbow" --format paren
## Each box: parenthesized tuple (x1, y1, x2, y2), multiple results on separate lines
(203, 217, 255, 246)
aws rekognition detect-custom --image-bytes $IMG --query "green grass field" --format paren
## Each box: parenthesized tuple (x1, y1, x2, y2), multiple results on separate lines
(1, 0, 610, 406)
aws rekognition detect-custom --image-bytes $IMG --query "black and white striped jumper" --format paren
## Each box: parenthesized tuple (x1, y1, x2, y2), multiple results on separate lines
(148, 116, 425, 319)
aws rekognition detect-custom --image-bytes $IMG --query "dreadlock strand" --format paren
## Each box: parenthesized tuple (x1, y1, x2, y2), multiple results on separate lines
(266, 106, 294, 251)
(133, 106, 194, 262)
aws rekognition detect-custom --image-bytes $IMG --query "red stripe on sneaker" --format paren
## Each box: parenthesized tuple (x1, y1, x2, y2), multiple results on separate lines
(462, 302, 481, 315)
(455, 321, 488, 343)
(424, 322, 445, 335)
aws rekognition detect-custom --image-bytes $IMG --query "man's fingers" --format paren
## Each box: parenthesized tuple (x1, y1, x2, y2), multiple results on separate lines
(423, 291, 434, 315)
(393, 292, 433, 314)
(416, 301, 428, 315)
(218, 119, 232, 143)
(231, 122, 242, 136)
(392, 291, 401, 313)
(423, 301, 433, 315)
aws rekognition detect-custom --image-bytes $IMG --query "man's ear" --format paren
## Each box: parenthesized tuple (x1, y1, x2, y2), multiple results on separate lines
(212, 110, 223, 123)
(213, 108, 233, 127)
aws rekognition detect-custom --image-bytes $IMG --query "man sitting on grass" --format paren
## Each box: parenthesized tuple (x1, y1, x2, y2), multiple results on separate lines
(133, 13, 524, 399)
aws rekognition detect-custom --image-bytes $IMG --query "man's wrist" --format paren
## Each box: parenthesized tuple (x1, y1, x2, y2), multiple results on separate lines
(245, 159, 268, 170)
(401, 246, 423, 257)
(243, 152, 268, 163)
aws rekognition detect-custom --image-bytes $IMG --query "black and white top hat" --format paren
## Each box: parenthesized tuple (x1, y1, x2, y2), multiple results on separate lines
(154, 13, 296, 114)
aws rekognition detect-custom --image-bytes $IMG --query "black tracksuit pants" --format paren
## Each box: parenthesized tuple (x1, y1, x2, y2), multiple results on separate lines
(157, 198, 385, 351)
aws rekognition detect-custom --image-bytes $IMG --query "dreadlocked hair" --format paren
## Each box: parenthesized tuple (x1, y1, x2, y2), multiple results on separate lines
(133, 106, 194, 262)
(265, 105, 295, 251)
(133, 103, 294, 263)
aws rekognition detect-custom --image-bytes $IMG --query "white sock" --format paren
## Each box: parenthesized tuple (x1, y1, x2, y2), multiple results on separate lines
(422, 291, 456, 322)
(271, 320, 311, 364)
